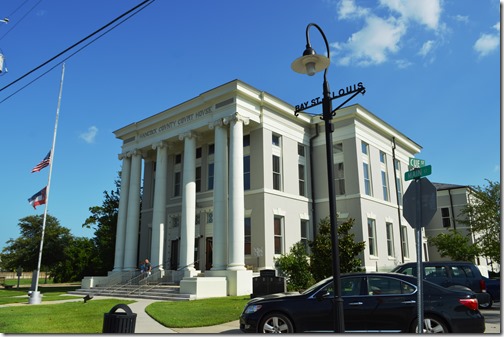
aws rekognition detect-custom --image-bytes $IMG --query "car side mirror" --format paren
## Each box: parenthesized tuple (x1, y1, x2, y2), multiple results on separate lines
(316, 290, 330, 301)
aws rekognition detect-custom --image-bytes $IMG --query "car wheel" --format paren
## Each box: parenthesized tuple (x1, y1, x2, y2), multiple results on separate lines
(259, 312, 294, 333)
(479, 297, 493, 309)
(411, 315, 449, 333)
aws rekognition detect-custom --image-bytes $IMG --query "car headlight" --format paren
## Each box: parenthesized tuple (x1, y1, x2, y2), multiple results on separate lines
(244, 304, 262, 314)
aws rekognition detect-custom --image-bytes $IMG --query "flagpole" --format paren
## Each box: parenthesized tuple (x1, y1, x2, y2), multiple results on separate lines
(29, 63, 65, 305)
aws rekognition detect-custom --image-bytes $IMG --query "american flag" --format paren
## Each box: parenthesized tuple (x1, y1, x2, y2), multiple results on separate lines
(31, 151, 51, 173)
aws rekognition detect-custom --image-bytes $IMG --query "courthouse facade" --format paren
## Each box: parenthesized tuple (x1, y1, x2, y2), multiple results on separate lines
(111, 79, 423, 295)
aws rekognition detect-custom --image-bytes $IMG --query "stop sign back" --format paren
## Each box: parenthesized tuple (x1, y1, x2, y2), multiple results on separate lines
(403, 177, 437, 228)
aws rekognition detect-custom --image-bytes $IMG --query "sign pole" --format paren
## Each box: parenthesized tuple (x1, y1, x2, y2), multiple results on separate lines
(415, 178, 423, 334)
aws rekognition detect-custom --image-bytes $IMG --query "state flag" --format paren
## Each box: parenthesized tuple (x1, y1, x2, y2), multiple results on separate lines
(28, 187, 47, 209)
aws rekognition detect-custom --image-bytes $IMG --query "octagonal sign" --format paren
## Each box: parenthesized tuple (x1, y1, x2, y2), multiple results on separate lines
(403, 177, 437, 228)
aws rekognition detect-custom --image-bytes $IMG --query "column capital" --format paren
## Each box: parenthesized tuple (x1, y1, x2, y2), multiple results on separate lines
(118, 153, 127, 160)
(178, 131, 197, 141)
(209, 119, 225, 130)
(152, 141, 170, 150)
(223, 112, 249, 126)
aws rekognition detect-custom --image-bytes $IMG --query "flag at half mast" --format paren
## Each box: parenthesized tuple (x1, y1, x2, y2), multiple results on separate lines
(28, 187, 47, 209)
(31, 151, 51, 173)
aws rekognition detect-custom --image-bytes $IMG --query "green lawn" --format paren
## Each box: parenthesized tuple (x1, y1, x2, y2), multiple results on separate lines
(0, 284, 251, 332)
(0, 299, 135, 333)
(146, 295, 250, 328)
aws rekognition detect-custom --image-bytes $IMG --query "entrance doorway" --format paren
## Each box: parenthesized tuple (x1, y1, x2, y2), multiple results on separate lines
(206, 237, 213, 270)
(170, 240, 179, 270)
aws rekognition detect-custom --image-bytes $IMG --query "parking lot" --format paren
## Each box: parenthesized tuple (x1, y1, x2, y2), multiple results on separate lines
(480, 302, 501, 333)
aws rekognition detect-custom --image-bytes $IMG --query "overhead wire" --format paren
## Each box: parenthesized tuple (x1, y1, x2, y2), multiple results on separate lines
(0, 0, 43, 42)
(0, 0, 155, 99)
(0, 0, 154, 105)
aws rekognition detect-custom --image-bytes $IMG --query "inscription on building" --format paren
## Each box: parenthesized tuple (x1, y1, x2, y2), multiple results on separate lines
(138, 106, 213, 139)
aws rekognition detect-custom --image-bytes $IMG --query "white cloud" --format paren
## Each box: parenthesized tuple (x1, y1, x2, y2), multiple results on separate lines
(336, 15, 406, 66)
(474, 33, 499, 58)
(454, 15, 469, 24)
(379, 0, 442, 30)
(337, 0, 369, 19)
(79, 126, 98, 144)
(418, 40, 435, 57)
(492, 22, 500, 31)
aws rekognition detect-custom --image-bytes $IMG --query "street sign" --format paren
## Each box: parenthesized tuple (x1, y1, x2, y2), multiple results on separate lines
(405, 165, 432, 181)
(409, 157, 426, 168)
(403, 177, 437, 228)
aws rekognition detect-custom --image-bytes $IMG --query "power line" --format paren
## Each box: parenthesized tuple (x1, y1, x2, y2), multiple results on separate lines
(0, 0, 43, 42)
(0, 1, 154, 105)
(0, 0, 154, 96)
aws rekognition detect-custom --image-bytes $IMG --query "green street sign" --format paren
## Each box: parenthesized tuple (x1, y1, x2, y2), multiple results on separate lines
(405, 165, 432, 181)
(409, 157, 426, 168)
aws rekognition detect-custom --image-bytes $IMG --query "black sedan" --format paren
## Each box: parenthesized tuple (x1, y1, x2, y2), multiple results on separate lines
(240, 272, 485, 333)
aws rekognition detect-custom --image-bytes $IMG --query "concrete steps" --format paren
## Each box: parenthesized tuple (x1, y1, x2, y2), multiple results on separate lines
(68, 283, 194, 301)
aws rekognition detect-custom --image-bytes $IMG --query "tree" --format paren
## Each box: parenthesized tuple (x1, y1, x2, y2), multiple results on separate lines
(309, 217, 365, 282)
(459, 180, 500, 265)
(82, 178, 120, 275)
(275, 242, 315, 291)
(51, 237, 96, 282)
(428, 229, 480, 262)
(0, 214, 72, 275)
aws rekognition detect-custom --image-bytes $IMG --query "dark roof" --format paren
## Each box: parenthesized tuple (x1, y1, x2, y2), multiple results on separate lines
(432, 182, 469, 191)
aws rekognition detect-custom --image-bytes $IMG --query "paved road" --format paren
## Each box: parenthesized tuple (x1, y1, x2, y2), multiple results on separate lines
(481, 302, 501, 334)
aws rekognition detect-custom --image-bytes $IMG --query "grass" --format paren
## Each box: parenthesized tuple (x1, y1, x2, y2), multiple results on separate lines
(146, 295, 250, 328)
(0, 284, 251, 332)
(0, 299, 135, 333)
(0, 285, 81, 305)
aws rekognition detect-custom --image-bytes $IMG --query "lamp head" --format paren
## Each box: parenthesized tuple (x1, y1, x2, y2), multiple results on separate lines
(291, 45, 330, 76)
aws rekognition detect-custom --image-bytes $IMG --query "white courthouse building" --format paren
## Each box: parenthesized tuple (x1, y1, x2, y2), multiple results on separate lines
(109, 79, 424, 296)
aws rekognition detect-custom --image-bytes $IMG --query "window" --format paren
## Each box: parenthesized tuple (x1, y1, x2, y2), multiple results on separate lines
(243, 134, 250, 147)
(298, 164, 306, 196)
(196, 166, 202, 192)
(380, 151, 389, 201)
(368, 218, 377, 256)
(363, 162, 372, 196)
(174, 171, 181, 196)
(386, 222, 394, 257)
(361, 142, 372, 196)
(196, 147, 202, 159)
(395, 160, 403, 206)
(400, 225, 409, 258)
(274, 217, 283, 254)
(207, 162, 214, 190)
(244, 155, 250, 190)
(361, 141, 369, 155)
(273, 155, 281, 190)
(441, 207, 451, 227)
(175, 154, 182, 164)
(298, 143, 306, 196)
(300, 219, 309, 252)
(335, 162, 345, 195)
(245, 217, 251, 255)
(368, 277, 415, 295)
(208, 143, 215, 155)
(272, 134, 281, 146)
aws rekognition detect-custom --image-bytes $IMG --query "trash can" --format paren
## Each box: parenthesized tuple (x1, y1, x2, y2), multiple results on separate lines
(102, 304, 137, 333)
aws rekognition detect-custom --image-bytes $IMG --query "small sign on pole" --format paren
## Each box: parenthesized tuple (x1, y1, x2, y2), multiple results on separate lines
(405, 165, 432, 181)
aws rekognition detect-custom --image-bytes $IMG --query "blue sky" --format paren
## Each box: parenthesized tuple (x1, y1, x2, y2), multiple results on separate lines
(0, 0, 500, 251)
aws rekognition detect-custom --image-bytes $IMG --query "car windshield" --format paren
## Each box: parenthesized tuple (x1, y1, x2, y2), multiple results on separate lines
(301, 277, 332, 295)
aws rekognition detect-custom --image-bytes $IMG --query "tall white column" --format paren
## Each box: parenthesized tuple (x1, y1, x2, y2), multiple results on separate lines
(210, 120, 228, 270)
(179, 132, 196, 272)
(123, 150, 142, 271)
(150, 141, 168, 270)
(227, 113, 249, 271)
(113, 153, 131, 271)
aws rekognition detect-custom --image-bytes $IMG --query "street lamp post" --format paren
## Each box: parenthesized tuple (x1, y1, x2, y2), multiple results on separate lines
(291, 23, 365, 333)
